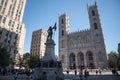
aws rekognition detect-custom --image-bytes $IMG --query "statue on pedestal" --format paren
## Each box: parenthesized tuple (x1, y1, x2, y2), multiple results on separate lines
(31, 22, 64, 80)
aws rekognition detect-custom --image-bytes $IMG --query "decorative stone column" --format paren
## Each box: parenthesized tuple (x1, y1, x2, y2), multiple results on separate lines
(84, 54, 87, 68)
(75, 53, 78, 70)
(66, 53, 69, 71)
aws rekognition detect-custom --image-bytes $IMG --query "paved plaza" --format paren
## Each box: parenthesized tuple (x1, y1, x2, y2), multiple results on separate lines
(0, 71, 120, 80)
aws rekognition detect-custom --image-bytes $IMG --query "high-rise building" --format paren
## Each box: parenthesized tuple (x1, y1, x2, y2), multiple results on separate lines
(59, 2, 107, 70)
(0, 0, 26, 68)
(30, 29, 48, 58)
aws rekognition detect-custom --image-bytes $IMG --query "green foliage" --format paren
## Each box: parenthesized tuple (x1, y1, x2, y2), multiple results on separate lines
(28, 55, 41, 68)
(117, 57, 120, 70)
(0, 48, 10, 68)
(108, 51, 117, 58)
(108, 51, 120, 69)
(16, 54, 25, 69)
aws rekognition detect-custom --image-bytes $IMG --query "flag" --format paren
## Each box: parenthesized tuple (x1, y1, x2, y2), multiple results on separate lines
(53, 22, 57, 31)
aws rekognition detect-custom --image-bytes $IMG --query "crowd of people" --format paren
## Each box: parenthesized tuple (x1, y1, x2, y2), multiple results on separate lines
(0, 67, 31, 76)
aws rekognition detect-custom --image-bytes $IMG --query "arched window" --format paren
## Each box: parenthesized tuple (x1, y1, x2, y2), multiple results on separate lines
(61, 19, 64, 24)
(88, 53, 93, 60)
(80, 53, 84, 61)
(69, 53, 76, 69)
(61, 40, 64, 48)
(95, 34, 100, 43)
(77, 52, 84, 68)
(0, 29, 2, 34)
(94, 23, 98, 29)
(92, 10, 95, 16)
(61, 30, 64, 36)
(98, 52, 103, 61)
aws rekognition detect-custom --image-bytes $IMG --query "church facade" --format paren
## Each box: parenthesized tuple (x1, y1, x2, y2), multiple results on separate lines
(58, 2, 108, 71)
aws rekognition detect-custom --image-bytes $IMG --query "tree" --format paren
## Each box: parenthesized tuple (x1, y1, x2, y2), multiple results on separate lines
(108, 51, 118, 68)
(23, 53, 30, 68)
(16, 54, 25, 69)
(117, 57, 120, 70)
(108, 51, 117, 58)
(28, 55, 41, 69)
(0, 47, 10, 68)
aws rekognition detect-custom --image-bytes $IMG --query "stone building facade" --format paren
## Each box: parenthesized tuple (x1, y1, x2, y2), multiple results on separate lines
(59, 2, 107, 70)
(30, 29, 48, 58)
(0, 0, 26, 68)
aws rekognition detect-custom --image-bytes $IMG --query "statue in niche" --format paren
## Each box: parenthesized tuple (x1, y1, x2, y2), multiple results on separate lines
(47, 22, 57, 39)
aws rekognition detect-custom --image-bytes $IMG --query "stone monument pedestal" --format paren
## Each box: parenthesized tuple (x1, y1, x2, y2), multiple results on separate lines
(31, 38, 64, 80)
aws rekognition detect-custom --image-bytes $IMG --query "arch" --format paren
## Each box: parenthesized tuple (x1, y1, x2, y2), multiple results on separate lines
(69, 53, 76, 69)
(86, 51, 94, 68)
(95, 34, 100, 43)
(94, 23, 98, 29)
(98, 52, 103, 61)
(61, 30, 64, 36)
(77, 52, 84, 68)
(61, 18, 64, 24)
(92, 10, 95, 16)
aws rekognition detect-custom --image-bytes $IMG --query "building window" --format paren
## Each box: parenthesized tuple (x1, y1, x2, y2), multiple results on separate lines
(2, 17, 6, 23)
(94, 23, 98, 29)
(1, 0, 4, 5)
(92, 10, 95, 16)
(88, 53, 93, 60)
(12, 22, 15, 27)
(98, 52, 103, 61)
(8, 20, 11, 26)
(0, 29, 2, 34)
(0, 6, 2, 12)
(61, 19, 64, 24)
(61, 40, 64, 48)
(95, 34, 100, 43)
(80, 53, 84, 61)
(0, 15, 2, 22)
(61, 30, 64, 36)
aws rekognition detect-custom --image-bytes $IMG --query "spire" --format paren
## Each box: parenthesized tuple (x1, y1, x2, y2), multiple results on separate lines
(94, 0, 97, 6)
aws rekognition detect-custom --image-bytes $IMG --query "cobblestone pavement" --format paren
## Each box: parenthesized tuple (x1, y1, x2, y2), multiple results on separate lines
(64, 71, 120, 80)
(64, 74, 120, 80)
(0, 71, 120, 80)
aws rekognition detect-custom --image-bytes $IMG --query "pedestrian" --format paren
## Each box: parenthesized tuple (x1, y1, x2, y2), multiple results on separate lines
(66, 70, 69, 74)
(98, 69, 101, 75)
(13, 72, 18, 80)
(84, 69, 87, 78)
(96, 69, 98, 75)
(74, 70, 77, 75)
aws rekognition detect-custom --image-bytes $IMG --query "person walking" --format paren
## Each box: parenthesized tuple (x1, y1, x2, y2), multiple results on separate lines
(74, 70, 77, 75)
(13, 72, 18, 80)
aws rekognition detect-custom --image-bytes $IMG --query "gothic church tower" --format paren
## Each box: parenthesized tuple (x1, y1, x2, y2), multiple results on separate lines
(88, 2, 107, 68)
(58, 13, 70, 69)
(58, 2, 108, 71)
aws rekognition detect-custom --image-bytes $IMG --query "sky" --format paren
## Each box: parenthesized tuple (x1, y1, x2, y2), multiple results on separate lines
(23, 0, 120, 55)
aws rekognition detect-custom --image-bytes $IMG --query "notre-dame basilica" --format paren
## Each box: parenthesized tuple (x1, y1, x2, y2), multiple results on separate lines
(58, 2, 108, 71)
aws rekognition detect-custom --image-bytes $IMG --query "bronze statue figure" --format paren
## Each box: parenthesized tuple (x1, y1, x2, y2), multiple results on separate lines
(47, 22, 57, 39)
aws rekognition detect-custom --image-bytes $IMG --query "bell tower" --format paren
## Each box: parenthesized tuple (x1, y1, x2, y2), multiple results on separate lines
(88, 1, 108, 68)
(88, 1, 102, 31)
(58, 13, 70, 69)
